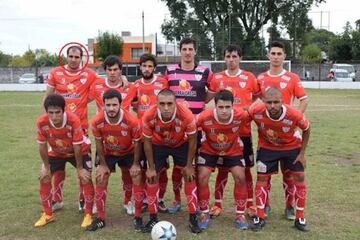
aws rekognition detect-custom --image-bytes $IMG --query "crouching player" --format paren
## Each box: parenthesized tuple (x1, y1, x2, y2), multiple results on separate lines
(35, 94, 94, 228)
(249, 87, 310, 232)
(87, 89, 145, 231)
(196, 90, 251, 230)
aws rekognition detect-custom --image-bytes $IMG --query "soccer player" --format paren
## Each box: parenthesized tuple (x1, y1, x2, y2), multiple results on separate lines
(141, 89, 201, 234)
(208, 45, 260, 217)
(133, 53, 169, 213)
(87, 89, 144, 231)
(34, 94, 94, 228)
(164, 37, 214, 213)
(249, 87, 310, 232)
(256, 41, 308, 220)
(89, 55, 137, 215)
(44, 45, 97, 213)
(196, 90, 251, 230)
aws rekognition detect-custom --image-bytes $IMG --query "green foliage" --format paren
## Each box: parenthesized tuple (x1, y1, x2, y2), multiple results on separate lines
(329, 35, 353, 61)
(96, 31, 123, 61)
(304, 29, 336, 53)
(9, 49, 35, 67)
(0, 51, 12, 67)
(301, 44, 322, 63)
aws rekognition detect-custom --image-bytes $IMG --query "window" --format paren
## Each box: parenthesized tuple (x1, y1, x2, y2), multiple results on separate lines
(131, 48, 148, 59)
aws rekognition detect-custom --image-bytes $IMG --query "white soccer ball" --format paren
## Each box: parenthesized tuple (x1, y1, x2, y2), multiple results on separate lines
(151, 221, 177, 240)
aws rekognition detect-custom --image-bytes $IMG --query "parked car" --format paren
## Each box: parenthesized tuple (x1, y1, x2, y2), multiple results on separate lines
(18, 73, 36, 84)
(331, 69, 353, 82)
(330, 64, 356, 81)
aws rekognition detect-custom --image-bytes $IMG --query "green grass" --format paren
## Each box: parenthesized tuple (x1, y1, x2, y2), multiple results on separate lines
(0, 89, 360, 239)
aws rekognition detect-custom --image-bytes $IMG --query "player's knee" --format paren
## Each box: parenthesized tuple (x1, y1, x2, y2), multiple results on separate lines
(257, 174, 270, 183)
(197, 172, 210, 186)
(39, 175, 51, 183)
(292, 173, 305, 182)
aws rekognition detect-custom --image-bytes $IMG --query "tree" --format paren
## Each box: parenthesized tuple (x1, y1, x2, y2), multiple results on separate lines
(9, 50, 35, 67)
(304, 29, 336, 53)
(161, 0, 325, 60)
(301, 44, 321, 63)
(96, 31, 123, 61)
(0, 51, 12, 67)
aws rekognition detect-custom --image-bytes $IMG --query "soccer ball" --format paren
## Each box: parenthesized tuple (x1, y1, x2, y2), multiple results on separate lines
(151, 221, 177, 240)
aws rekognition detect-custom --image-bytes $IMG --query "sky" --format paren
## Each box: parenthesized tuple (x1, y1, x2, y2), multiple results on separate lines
(0, 0, 358, 55)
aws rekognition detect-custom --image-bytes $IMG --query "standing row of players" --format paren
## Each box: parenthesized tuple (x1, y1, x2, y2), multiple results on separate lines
(34, 38, 310, 233)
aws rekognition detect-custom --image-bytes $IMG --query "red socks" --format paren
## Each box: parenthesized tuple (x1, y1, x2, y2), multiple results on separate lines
(184, 180, 198, 214)
(121, 168, 133, 204)
(245, 167, 254, 208)
(255, 180, 268, 219)
(146, 183, 159, 214)
(52, 171, 65, 203)
(234, 183, 247, 217)
(283, 173, 295, 208)
(95, 185, 107, 219)
(158, 168, 168, 200)
(294, 181, 307, 219)
(213, 167, 229, 208)
(40, 181, 52, 216)
(197, 184, 210, 212)
(133, 184, 145, 217)
(83, 182, 94, 215)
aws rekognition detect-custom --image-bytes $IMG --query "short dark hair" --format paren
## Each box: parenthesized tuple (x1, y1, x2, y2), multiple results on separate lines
(224, 44, 242, 57)
(103, 55, 123, 70)
(179, 37, 197, 50)
(67, 46, 83, 57)
(44, 94, 66, 112)
(269, 41, 285, 52)
(214, 90, 234, 104)
(102, 89, 122, 104)
(157, 88, 176, 99)
(140, 53, 157, 67)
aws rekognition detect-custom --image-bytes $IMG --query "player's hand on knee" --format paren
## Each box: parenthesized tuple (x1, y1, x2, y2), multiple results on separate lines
(183, 165, 195, 182)
(39, 164, 51, 182)
(96, 164, 110, 181)
(130, 163, 141, 177)
(146, 168, 157, 184)
(77, 168, 91, 183)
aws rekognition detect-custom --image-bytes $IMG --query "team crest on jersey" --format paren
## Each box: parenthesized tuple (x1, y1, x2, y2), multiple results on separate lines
(80, 78, 87, 84)
(204, 120, 213, 126)
(232, 126, 239, 132)
(175, 126, 181, 133)
(194, 74, 202, 81)
(121, 130, 128, 136)
(254, 114, 263, 120)
(120, 123, 128, 129)
(280, 82, 287, 89)
(283, 119, 293, 125)
(281, 75, 291, 81)
(155, 125, 160, 132)
(239, 74, 248, 80)
(282, 127, 290, 133)
(239, 82, 246, 88)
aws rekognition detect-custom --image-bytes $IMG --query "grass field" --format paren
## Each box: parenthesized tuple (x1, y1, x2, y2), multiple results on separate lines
(0, 89, 360, 240)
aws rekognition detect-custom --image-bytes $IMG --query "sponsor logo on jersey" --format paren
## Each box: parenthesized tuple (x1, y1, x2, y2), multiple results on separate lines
(282, 127, 290, 133)
(254, 114, 263, 119)
(232, 126, 239, 132)
(239, 82, 246, 88)
(280, 82, 287, 89)
(204, 120, 213, 126)
(120, 123, 128, 129)
(121, 130, 128, 136)
(140, 94, 151, 106)
(106, 135, 117, 144)
(179, 79, 192, 91)
(68, 103, 77, 112)
(283, 119, 293, 125)
(239, 74, 248, 80)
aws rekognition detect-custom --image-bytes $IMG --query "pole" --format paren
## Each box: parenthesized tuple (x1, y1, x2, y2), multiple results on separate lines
(142, 11, 145, 53)
(228, 13, 231, 45)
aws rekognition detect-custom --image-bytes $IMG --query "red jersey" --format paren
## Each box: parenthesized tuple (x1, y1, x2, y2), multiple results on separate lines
(197, 108, 251, 156)
(89, 77, 137, 113)
(209, 69, 260, 136)
(133, 76, 168, 119)
(248, 103, 310, 150)
(47, 66, 97, 129)
(91, 109, 141, 156)
(36, 111, 90, 158)
(142, 104, 197, 148)
(257, 70, 307, 105)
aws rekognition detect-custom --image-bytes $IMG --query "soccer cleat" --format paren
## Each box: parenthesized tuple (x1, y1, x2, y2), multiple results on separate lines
(141, 215, 158, 233)
(167, 201, 181, 214)
(189, 214, 201, 234)
(235, 215, 249, 230)
(285, 207, 296, 221)
(51, 201, 64, 212)
(209, 205, 222, 218)
(34, 213, 55, 227)
(245, 206, 257, 218)
(86, 218, 105, 231)
(78, 199, 85, 213)
(81, 214, 93, 228)
(197, 211, 210, 229)
(134, 216, 143, 232)
(294, 218, 310, 232)
(264, 205, 271, 218)
(123, 201, 135, 215)
(250, 217, 265, 231)
(158, 200, 168, 213)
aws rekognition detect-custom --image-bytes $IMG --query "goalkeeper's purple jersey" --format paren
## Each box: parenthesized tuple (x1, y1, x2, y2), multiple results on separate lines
(165, 64, 213, 115)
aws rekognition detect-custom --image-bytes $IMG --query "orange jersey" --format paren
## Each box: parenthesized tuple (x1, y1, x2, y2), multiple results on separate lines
(89, 77, 137, 113)
(142, 104, 197, 148)
(197, 108, 251, 156)
(36, 111, 90, 158)
(209, 69, 260, 136)
(257, 70, 307, 105)
(91, 109, 141, 156)
(133, 76, 169, 119)
(47, 66, 97, 130)
(248, 103, 310, 150)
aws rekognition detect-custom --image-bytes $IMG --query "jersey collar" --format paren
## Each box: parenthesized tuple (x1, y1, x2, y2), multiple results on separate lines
(267, 69, 287, 77)
(49, 112, 67, 129)
(105, 78, 123, 88)
(225, 69, 242, 77)
(265, 105, 287, 121)
(141, 75, 157, 85)
(213, 108, 234, 125)
(104, 109, 123, 125)
(157, 107, 177, 123)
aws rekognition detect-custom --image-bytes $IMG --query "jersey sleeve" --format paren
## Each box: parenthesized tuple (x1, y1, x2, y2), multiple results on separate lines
(293, 75, 307, 100)
(91, 115, 102, 139)
(36, 118, 47, 144)
(185, 114, 197, 136)
(250, 73, 261, 95)
(208, 74, 218, 92)
(47, 68, 56, 88)
(296, 112, 310, 131)
(206, 68, 215, 92)
(130, 118, 141, 141)
(122, 84, 137, 111)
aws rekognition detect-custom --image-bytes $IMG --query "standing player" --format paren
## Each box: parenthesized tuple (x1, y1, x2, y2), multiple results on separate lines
(249, 87, 310, 232)
(256, 41, 308, 220)
(133, 53, 169, 213)
(87, 89, 144, 231)
(164, 37, 214, 213)
(44, 45, 97, 213)
(89, 55, 137, 215)
(141, 89, 201, 234)
(208, 45, 259, 217)
(196, 90, 251, 230)
(34, 94, 94, 228)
